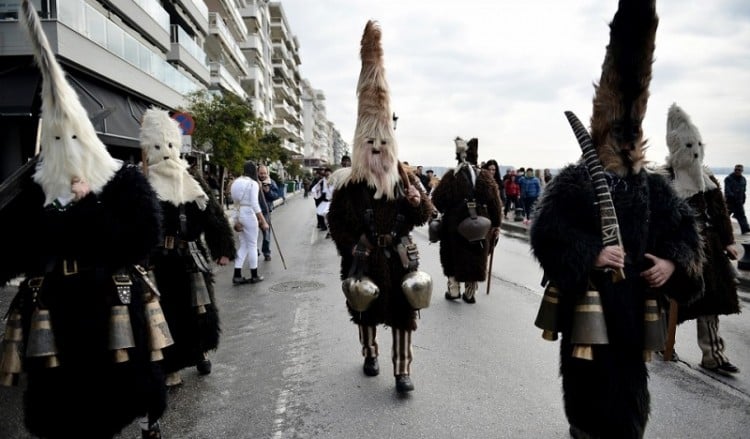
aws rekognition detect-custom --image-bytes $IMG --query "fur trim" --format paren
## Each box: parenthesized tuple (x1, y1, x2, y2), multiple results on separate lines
(20, 0, 119, 205)
(141, 108, 208, 209)
(349, 20, 400, 200)
(590, 0, 657, 177)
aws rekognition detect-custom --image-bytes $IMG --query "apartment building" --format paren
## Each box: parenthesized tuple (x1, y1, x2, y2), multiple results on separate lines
(0, 0, 343, 187)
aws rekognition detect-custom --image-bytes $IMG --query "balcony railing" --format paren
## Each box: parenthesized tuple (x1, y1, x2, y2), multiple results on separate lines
(209, 61, 246, 99)
(171, 25, 207, 65)
(209, 12, 250, 75)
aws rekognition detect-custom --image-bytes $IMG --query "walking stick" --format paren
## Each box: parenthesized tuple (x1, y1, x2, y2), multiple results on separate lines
(486, 236, 496, 295)
(259, 187, 287, 270)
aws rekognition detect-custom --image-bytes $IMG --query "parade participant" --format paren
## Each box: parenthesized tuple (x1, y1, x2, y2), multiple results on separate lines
(140, 108, 235, 387)
(231, 161, 269, 284)
(257, 164, 280, 261)
(0, 1, 167, 437)
(662, 103, 740, 374)
(327, 20, 433, 393)
(529, 1, 704, 437)
(431, 137, 502, 303)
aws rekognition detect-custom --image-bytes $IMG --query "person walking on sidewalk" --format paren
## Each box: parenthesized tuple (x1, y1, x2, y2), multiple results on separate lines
(431, 137, 502, 303)
(231, 161, 269, 284)
(662, 103, 741, 375)
(518, 167, 541, 224)
(725, 164, 749, 234)
(328, 20, 433, 394)
(257, 164, 280, 261)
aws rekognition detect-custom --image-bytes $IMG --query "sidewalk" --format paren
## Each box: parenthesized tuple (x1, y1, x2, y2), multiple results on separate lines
(499, 215, 750, 289)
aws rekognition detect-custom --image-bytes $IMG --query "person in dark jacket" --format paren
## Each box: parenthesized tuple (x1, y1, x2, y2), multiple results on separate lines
(518, 167, 542, 223)
(529, 2, 704, 437)
(724, 164, 749, 234)
(257, 164, 280, 261)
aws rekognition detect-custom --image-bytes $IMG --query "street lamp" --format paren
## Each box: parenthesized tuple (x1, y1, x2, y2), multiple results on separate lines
(392, 112, 399, 130)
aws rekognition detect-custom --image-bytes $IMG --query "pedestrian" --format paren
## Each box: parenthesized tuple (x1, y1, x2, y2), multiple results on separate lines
(662, 103, 740, 374)
(543, 168, 553, 185)
(724, 164, 749, 234)
(310, 168, 327, 230)
(230, 161, 269, 284)
(503, 169, 520, 219)
(518, 167, 541, 224)
(340, 155, 352, 168)
(257, 164, 280, 261)
(432, 138, 502, 303)
(424, 169, 435, 195)
(328, 20, 433, 393)
(529, 1, 704, 437)
(140, 108, 236, 388)
(0, 3, 167, 437)
(311, 167, 334, 234)
(482, 159, 504, 208)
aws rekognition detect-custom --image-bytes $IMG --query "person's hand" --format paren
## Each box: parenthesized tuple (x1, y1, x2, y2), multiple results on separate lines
(71, 176, 90, 201)
(640, 253, 675, 288)
(406, 185, 421, 207)
(726, 244, 739, 260)
(216, 256, 230, 266)
(594, 245, 625, 269)
(260, 220, 270, 231)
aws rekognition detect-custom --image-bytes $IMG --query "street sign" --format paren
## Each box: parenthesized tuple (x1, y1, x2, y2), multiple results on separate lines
(172, 112, 195, 135)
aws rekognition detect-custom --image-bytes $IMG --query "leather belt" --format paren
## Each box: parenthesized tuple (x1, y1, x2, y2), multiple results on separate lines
(164, 236, 189, 250)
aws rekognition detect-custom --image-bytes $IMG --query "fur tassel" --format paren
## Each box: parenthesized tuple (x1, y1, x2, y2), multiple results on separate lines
(590, 0, 658, 177)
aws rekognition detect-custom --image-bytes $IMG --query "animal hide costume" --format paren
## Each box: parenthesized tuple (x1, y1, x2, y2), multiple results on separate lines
(661, 103, 739, 323)
(0, 3, 166, 436)
(431, 138, 502, 284)
(327, 21, 432, 392)
(529, 1, 704, 437)
(141, 109, 236, 378)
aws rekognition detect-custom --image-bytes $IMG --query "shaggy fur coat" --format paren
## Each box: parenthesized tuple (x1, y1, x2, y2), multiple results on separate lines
(669, 172, 740, 322)
(328, 174, 432, 331)
(0, 164, 166, 438)
(150, 184, 235, 373)
(431, 165, 502, 281)
(530, 164, 703, 438)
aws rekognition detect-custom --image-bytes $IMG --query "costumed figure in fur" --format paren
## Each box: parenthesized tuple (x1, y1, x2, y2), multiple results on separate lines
(0, 1, 167, 437)
(430, 137, 502, 303)
(660, 103, 740, 375)
(327, 20, 433, 393)
(140, 108, 236, 387)
(528, 1, 704, 437)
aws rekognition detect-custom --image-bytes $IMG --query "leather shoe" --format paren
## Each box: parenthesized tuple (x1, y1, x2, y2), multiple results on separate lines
(445, 291, 460, 300)
(462, 293, 476, 304)
(250, 276, 264, 284)
(363, 357, 379, 376)
(197, 358, 212, 375)
(701, 361, 740, 375)
(232, 276, 250, 285)
(264, 255, 272, 261)
(395, 374, 414, 393)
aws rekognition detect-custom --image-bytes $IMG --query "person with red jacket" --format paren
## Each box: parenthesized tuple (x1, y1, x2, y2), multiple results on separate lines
(503, 170, 520, 219)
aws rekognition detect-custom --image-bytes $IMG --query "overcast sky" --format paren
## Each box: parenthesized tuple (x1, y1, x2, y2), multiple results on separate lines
(279, 0, 750, 169)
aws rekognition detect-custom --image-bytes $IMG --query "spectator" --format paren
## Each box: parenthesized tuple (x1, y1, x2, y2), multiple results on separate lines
(519, 167, 542, 224)
(503, 169, 520, 219)
(725, 164, 749, 234)
(258, 164, 280, 261)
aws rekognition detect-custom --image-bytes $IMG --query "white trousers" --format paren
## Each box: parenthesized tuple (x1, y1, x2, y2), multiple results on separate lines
(235, 207, 259, 270)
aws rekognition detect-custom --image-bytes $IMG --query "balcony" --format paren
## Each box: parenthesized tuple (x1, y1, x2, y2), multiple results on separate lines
(209, 61, 247, 100)
(168, 25, 209, 85)
(208, 12, 250, 76)
(217, 0, 248, 37)
(99, 0, 170, 52)
(174, 0, 210, 34)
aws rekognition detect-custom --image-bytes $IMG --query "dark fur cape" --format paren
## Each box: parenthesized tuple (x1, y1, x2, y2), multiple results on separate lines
(328, 173, 433, 331)
(431, 165, 502, 281)
(530, 164, 703, 438)
(674, 179, 740, 322)
(0, 164, 166, 438)
(150, 188, 235, 373)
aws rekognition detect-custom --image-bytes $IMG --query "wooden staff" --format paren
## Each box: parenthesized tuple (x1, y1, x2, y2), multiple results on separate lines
(486, 240, 496, 295)
(259, 186, 287, 270)
(663, 299, 679, 361)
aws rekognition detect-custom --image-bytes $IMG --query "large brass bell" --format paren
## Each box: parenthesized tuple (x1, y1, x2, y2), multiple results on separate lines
(570, 290, 609, 360)
(144, 296, 174, 361)
(109, 305, 135, 363)
(534, 284, 560, 341)
(26, 308, 60, 368)
(401, 270, 432, 310)
(0, 310, 24, 386)
(342, 276, 379, 312)
(642, 297, 666, 362)
(190, 272, 212, 314)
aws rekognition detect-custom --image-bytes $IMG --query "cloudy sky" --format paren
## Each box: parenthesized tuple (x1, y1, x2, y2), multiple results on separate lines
(279, 0, 750, 170)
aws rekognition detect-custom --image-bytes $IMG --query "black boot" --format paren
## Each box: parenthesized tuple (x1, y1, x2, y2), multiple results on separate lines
(363, 357, 379, 376)
(395, 374, 414, 393)
(232, 268, 250, 285)
(250, 269, 264, 284)
(197, 353, 212, 375)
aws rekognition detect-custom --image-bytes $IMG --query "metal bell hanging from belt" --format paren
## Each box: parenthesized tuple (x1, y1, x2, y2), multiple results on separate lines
(570, 289, 609, 360)
(642, 295, 666, 362)
(535, 284, 561, 341)
(0, 310, 24, 386)
(144, 295, 174, 362)
(26, 308, 60, 368)
(190, 271, 212, 314)
(108, 305, 136, 363)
